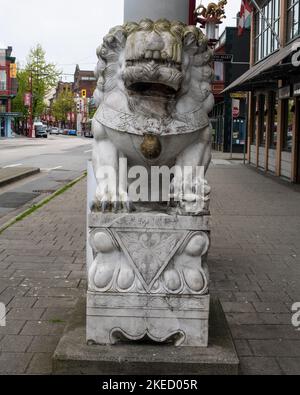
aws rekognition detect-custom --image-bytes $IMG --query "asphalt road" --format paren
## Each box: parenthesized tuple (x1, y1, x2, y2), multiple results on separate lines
(0, 135, 93, 226)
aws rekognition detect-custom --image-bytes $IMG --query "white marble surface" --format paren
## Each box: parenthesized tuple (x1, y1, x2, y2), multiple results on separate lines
(91, 20, 214, 213)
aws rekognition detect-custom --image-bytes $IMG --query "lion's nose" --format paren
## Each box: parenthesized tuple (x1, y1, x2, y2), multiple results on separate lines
(145, 31, 164, 51)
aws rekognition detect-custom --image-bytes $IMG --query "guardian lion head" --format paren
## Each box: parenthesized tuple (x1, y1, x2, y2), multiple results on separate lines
(94, 19, 214, 134)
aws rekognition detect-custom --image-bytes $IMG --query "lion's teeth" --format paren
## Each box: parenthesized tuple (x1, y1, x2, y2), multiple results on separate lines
(145, 50, 153, 59)
(153, 50, 161, 60)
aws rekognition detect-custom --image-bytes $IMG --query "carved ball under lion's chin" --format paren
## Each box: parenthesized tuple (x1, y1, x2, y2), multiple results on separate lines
(92, 19, 214, 214)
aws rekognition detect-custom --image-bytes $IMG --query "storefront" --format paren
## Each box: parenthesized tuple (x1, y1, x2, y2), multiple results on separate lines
(0, 46, 17, 138)
(224, 34, 300, 183)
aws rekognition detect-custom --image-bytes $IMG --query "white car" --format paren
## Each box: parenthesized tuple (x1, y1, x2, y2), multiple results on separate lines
(50, 127, 60, 135)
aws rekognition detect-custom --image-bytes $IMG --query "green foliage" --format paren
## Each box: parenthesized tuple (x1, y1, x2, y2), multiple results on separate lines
(12, 44, 60, 119)
(11, 69, 30, 118)
(52, 90, 75, 123)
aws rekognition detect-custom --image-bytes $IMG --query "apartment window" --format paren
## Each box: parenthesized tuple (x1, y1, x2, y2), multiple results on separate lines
(0, 70, 7, 91)
(269, 92, 278, 148)
(214, 62, 224, 81)
(283, 99, 294, 152)
(287, 0, 300, 41)
(254, 0, 280, 62)
(259, 94, 267, 146)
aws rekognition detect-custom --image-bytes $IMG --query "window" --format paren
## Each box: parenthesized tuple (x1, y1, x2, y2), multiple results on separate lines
(0, 70, 7, 91)
(287, 0, 300, 41)
(283, 99, 295, 152)
(0, 99, 6, 113)
(270, 92, 278, 148)
(259, 94, 267, 146)
(214, 62, 224, 82)
(254, 0, 280, 62)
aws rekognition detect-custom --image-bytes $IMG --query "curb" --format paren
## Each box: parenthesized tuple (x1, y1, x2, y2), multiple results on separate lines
(0, 168, 40, 188)
(0, 173, 87, 235)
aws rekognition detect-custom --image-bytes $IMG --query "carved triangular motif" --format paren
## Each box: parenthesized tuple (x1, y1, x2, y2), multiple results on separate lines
(113, 230, 188, 290)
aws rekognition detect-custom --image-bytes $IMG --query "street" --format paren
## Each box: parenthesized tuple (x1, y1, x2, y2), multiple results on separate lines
(0, 136, 93, 226)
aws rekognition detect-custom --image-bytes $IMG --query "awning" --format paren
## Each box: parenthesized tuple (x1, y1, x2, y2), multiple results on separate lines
(223, 39, 300, 93)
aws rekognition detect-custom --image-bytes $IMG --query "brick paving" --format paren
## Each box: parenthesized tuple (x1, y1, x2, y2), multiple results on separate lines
(0, 163, 299, 375)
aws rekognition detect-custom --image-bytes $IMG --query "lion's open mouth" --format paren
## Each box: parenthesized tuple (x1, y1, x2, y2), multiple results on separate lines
(123, 60, 183, 96)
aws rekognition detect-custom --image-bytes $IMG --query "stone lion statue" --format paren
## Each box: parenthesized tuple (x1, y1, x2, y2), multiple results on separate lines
(92, 19, 214, 213)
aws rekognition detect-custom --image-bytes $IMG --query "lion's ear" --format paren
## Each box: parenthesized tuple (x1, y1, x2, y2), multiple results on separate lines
(183, 32, 197, 48)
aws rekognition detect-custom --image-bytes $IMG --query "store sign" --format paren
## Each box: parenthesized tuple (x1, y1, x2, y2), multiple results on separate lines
(232, 99, 240, 118)
(294, 83, 300, 97)
(230, 92, 247, 99)
(279, 86, 291, 99)
(10, 64, 17, 79)
(213, 54, 233, 63)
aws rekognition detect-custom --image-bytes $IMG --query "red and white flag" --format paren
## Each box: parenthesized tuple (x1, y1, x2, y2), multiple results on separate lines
(238, 0, 253, 36)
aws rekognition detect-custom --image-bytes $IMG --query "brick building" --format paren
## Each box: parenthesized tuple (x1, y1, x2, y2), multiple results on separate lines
(73, 65, 96, 99)
(0, 46, 18, 138)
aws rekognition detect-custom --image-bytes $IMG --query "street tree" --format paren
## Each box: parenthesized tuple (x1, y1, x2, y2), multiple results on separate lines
(52, 90, 75, 127)
(12, 44, 60, 130)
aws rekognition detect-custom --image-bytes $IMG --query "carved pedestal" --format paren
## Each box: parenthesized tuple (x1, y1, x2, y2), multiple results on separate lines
(87, 212, 211, 347)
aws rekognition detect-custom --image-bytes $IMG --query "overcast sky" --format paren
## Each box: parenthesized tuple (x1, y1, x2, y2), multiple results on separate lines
(1, 0, 239, 81)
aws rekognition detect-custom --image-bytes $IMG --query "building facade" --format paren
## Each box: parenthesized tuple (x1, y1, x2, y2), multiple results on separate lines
(73, 65, 96, 99)
(73, 65, 97, 134)
(0, 46, 18, 138)
(226, 0, 300, 183)
(211, 27, 250, 153)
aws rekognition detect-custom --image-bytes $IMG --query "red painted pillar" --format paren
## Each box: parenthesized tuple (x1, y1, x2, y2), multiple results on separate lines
(189, 0, 196, 25)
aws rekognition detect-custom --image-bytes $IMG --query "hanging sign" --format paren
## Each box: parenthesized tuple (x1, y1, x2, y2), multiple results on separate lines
(279, 86, 291, 100)
(294, 82, 300, 97)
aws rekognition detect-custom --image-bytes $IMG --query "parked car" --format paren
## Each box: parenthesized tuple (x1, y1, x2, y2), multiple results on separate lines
(49, 127, 59, 135)
(84, 130, 94, 138)
(63, 129, 69, 135)
(34, 122, 48, 138)
(68, 129, 77, 136)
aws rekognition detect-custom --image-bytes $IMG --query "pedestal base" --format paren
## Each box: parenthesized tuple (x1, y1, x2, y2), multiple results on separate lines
(87, 212, 211, 347)
(52, 297, 240, 375)
(87, 292, 210, 347)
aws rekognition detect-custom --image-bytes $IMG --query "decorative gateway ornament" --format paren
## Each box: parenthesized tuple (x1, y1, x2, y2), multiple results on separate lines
(87, 19, 215, 348)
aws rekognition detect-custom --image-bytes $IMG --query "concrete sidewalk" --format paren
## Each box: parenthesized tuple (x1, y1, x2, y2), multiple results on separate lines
(0, 167, 40, 188)
(0, 163, 299, 375)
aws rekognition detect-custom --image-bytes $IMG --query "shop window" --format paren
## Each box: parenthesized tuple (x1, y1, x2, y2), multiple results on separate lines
(270, 92, 278, 149)
(254, 0, 280, 62)
(259, 95, 267, 147)
(283, 99, 295, 152)
(287, 0, 300, 42)
(0, 70, 7, 91)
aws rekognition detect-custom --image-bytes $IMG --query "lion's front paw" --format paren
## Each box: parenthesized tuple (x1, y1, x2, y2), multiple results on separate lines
(92, 187, 135, 213)
(169, 179, 211, 215)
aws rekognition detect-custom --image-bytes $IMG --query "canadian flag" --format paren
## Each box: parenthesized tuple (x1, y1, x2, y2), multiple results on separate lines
(238, 0, 253, 36)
